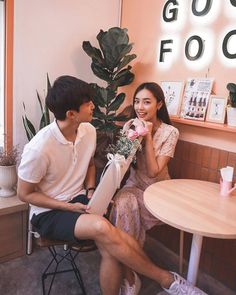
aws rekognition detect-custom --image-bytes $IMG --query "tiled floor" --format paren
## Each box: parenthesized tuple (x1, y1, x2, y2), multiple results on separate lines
(0, 244, 162, 295)
(0, 236, 235, 295)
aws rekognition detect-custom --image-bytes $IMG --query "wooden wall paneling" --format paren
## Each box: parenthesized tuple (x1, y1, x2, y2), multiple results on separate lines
(201, 146, 211, 168)
(209, 148, 220, 170)
(218, 150, 228, 169)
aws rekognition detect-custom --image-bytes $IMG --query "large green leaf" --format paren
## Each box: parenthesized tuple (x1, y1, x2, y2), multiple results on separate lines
(112, 70, 135, 88)
(82, 41, 104, 65)
(22, 115, 36, 141)
(91, 119, 104, 128)
(44, 105, 50, 125)
(91, 62, 111, 82)
(45, 74, 51, 123)
(91, 84, 107, 107)
(108, 93, 125, 112)
(116, 54, 137, 72)
(36, 90, 50, 130)
(106, 88, 116, 104)
(22, 75, 51, 141)
(110, 44, 133, 69)
(97, 28, 131, 71)
(39, 111, 50, 130)
(47, 73, 52, 90)
(36, 91, 44, 114)
(99, 123, 117, 132)
(106, 113, 116, 121)
(114, 114, 128, 122)
(93, 108, 106, 120)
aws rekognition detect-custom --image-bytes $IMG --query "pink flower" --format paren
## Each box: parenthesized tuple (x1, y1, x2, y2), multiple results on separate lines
(127, 129, 139, 141)
(135, 125, 148, 136)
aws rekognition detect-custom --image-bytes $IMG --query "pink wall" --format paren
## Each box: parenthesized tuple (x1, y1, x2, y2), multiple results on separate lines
(121, 0, 236, 152)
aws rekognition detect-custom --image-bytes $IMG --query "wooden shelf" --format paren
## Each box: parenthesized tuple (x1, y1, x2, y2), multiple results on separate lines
(0, 195, 28, 263)
(171, 117, 236, 133)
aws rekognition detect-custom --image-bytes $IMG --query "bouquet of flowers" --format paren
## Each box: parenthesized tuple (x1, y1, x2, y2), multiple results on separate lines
(107, 118, 148, 161)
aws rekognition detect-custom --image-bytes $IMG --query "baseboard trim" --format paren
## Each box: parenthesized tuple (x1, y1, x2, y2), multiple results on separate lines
(145, 235, 235, 295)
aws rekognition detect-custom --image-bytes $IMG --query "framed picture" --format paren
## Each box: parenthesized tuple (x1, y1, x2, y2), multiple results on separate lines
(161, 81, 184, 117)
(180, 78, 214, 121)
(206, 95, 227, 124)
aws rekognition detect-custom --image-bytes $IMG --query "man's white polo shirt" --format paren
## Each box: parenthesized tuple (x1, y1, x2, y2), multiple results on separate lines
(18, 121, 96, 218)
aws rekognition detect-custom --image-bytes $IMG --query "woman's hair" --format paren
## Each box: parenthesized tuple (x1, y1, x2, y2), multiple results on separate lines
(46, 75, 94, 120)
(133, 82, 171, 125)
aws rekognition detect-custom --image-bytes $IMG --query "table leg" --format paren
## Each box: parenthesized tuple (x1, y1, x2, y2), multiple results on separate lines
(187, 234, 203, 285)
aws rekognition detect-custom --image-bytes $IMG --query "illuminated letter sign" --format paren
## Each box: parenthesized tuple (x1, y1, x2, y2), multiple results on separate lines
(192, 0, 212, 16)
(185, 35, 204, 61)
(158, 0, 236, 67)
(222, 30, 236, 59)
(162, 0, 179, 22)
(230, 0, 236, 7)
(159, 39, 173, 62)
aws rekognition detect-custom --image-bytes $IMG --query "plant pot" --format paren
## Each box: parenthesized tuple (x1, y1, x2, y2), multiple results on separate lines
(0, 165, 17, 197)
(227, 106, 236, 127)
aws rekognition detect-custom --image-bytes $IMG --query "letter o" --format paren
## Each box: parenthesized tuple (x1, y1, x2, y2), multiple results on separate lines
(185, 35, 204, 61)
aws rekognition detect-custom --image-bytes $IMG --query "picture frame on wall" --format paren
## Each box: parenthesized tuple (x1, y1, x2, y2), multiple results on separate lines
(206, 95, 227, 124)
(180, 78, 214, 121)
(160, 81, 184, 117)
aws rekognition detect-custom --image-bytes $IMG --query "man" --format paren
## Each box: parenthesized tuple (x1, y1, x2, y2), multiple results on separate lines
(17, 75, 207, 295)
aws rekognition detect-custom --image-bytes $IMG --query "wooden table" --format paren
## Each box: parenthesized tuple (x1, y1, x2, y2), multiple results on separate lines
(144, 179, 236, 285)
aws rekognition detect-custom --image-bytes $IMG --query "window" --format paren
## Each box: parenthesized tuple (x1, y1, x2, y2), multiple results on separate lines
(0, 0, 4, 147)
(0, 0, 13, 150)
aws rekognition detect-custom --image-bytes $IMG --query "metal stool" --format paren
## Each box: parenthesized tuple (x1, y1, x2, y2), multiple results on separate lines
(35, 236, 97, 295)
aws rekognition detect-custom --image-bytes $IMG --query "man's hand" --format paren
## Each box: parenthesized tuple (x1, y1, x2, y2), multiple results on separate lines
(70, 202, 90, 213)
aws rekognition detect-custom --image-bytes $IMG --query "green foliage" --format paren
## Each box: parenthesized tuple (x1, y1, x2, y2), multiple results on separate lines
(227, 83, 236, 108)
(83, 27, 136, 134)
(22, 74, 51, 141)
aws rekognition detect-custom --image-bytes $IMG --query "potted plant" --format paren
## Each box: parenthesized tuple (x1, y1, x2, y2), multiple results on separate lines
(0, 145, 18, 197)
(22, 74, 51, 141)
(82, 27, 137, 169)
(226, 83, 236, 127)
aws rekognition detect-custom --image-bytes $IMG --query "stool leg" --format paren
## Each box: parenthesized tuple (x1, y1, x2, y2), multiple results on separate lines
(42, 246, 60, 295)
(41, 246, 88, 295)
(69, 251, 87, 295)
(27, 223, 33, 255)
(179, 230, 184, 274)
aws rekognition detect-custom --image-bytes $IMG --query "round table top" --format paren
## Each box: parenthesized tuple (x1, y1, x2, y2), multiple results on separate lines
(144, 179, 236, 239)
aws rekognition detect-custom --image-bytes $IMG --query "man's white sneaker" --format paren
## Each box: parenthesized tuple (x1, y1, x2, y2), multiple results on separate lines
(163, 272, 208, 295)
(121, 271, 141, 295)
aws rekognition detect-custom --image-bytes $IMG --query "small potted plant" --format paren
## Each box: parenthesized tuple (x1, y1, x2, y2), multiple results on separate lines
(226, 83, 236, 127)
(0, 146, 18, 197)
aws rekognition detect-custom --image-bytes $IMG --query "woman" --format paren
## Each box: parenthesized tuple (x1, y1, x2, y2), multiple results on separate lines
(110, 82, 179, 295)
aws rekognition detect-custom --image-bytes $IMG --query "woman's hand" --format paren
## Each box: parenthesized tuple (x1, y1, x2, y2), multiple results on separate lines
(142, 121, 153, 140)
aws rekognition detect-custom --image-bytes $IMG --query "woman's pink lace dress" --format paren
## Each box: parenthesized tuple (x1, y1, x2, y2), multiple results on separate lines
(110, 122, 179, 246)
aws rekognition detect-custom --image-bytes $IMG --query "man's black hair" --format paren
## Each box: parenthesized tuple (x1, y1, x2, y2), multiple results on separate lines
(46, 75, 93, 120)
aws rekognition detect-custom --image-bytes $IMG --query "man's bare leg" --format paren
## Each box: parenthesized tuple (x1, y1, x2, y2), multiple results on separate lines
(74, 214, 173, 295)
(99, 250, 123, 295)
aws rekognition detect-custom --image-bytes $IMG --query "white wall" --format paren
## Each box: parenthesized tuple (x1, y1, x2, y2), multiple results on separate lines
(13, 0, 121, 150)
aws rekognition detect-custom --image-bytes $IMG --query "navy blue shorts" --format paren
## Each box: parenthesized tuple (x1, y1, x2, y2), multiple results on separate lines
(31, 194, 89, 242)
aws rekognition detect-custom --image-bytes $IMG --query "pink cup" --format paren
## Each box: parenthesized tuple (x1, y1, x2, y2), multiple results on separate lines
(220, 179, 236, 197)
